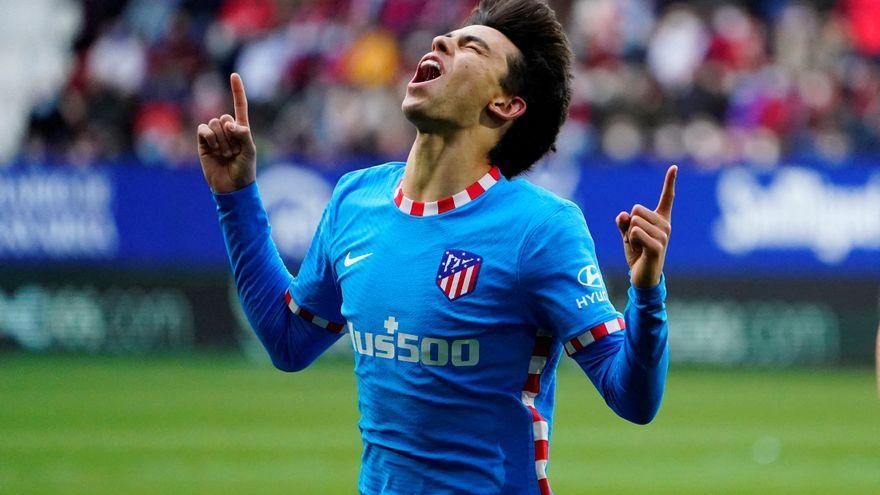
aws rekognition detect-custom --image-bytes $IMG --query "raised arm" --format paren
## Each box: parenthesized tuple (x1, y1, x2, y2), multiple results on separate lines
(569, 166, 676, 423)
(199, 74, 344, 371)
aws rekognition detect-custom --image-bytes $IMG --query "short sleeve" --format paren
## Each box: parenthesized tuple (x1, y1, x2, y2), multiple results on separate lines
(519, 205, 623, 353)
(287, 203, 344, 328)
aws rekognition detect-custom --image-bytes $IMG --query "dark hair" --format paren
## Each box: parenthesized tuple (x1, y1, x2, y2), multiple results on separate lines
(466, 0, 572, 178)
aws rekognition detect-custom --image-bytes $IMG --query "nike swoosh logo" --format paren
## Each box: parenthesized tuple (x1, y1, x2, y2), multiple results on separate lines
(344, 252, 373, 267)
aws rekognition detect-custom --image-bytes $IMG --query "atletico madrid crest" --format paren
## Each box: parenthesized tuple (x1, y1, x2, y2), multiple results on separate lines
(436, 249, 482, 301)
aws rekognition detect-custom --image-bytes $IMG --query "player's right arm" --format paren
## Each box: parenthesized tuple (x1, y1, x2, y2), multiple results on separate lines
(198, 74, 344, 371)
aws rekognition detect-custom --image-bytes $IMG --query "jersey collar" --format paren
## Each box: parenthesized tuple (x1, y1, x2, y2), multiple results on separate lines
(393, 166, 502, 217)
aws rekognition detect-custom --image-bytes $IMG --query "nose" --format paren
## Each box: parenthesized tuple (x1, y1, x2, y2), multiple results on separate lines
(431, 35, 452, 55)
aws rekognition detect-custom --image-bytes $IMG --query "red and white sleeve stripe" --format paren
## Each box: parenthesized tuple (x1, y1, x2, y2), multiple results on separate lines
(521, 331, 554, 495)
(563, 317, 625, 356)
(284, 289, 345, 333)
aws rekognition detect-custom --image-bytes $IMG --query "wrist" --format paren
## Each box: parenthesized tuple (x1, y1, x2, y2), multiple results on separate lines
(631, 277, 662, 291)
(211, 177, 255, 195)
(630, 274, 662, 289)
(629, 267, 663, 290)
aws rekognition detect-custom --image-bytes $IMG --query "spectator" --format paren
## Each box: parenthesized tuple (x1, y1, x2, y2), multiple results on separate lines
(17, 0, 880, 170)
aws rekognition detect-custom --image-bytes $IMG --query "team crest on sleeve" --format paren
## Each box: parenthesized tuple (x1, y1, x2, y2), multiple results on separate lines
(436, 249, 482, 301)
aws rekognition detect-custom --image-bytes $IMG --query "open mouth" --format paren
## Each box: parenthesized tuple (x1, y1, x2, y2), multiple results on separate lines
(411, 58, 443, 84)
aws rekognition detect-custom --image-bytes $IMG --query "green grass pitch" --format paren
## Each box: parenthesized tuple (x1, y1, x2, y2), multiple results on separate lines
(1, 354, 878, 494)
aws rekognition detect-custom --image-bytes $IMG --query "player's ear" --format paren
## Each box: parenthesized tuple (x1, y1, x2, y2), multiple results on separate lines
(487, 95, 526, 122)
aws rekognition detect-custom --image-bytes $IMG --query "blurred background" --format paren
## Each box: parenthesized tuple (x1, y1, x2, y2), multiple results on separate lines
(1, 0, 878, 494)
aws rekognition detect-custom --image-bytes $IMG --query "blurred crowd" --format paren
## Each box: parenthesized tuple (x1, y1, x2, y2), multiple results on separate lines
(17, 0, 880, 169)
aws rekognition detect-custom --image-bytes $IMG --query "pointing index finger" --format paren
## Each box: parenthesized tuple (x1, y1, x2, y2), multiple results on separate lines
(230, 73, 249, 126)
(655, 165, 677, 219)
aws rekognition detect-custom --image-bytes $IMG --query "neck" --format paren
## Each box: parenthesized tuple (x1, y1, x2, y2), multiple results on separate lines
(403, 130, 493, 201)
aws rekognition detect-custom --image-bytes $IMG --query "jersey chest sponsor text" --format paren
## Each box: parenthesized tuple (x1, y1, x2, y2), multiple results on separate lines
(348, 317, 480, 367)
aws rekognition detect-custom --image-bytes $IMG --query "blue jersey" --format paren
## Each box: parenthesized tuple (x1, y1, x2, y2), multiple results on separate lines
(214, 162, 668, 495)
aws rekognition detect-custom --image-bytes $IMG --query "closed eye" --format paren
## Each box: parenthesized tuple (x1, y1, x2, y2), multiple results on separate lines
(445, 32, 491, 55)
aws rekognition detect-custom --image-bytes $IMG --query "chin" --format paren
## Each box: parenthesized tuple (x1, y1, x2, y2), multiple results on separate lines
(402, 96, 441, 131)
(401, 93, 419, 116)
(402, 89, 471, 134)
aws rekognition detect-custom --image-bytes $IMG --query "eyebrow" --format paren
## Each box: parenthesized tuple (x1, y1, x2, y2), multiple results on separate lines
(444, 32, 492, 53)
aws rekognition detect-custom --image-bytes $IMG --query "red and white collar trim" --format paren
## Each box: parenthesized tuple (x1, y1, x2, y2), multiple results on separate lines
(393, 166, 502, 217)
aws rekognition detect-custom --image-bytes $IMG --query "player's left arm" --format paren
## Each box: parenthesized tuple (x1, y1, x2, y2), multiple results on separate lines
(521, 166, 676, 424)
(572, 166, 676, 424)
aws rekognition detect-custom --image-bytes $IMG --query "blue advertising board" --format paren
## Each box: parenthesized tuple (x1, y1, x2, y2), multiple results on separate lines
(566, 164, 880, 278)
(0, 160, 877, 277)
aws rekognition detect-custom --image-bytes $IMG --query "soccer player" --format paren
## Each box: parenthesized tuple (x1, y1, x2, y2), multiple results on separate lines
(197, 1, 673, 493)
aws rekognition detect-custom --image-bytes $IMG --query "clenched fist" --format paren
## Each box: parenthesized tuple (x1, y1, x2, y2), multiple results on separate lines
(197, 73, 256, 193)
